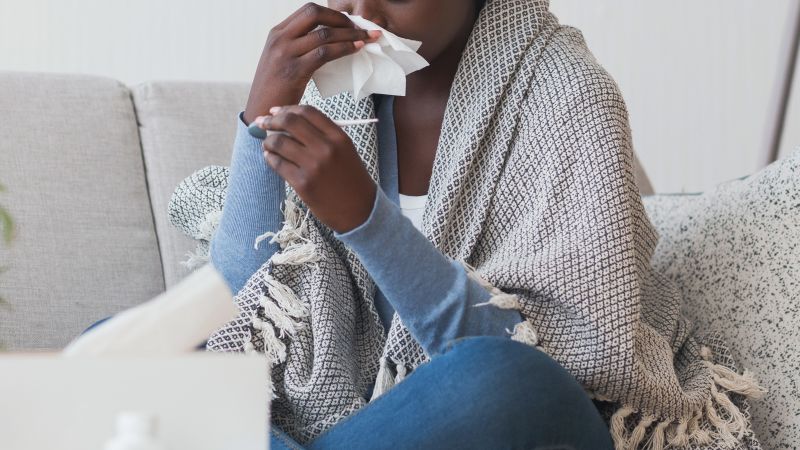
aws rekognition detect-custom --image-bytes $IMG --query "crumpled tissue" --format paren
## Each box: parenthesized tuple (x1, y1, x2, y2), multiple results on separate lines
(312, 13, 430, 100)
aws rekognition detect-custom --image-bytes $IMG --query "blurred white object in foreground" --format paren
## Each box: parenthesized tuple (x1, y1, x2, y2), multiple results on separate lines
(63, 264, 238, 357)
(0, 355, 268, 450)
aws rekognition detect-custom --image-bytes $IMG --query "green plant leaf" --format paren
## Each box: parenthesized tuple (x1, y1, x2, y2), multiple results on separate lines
(0, 208, 12, 244)
(0, 183, 12, 244)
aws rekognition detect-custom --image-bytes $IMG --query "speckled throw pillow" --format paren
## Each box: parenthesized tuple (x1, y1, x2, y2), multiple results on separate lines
(643, 149, 800, 449)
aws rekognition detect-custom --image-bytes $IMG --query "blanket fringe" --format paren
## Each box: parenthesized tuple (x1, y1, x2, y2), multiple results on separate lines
(509, 320, 540, 346)
(254, 199, 309, 248)
(246, 199, 317, 400)
(182, 246, 211, 271)
(666, 416, 690, 447)
(687, 410, 712, 445)
(646, 420, 669, 450)
(608, 345, 765, 450)
(370, 357, 396, 402)
(462, 261, 522, 308)
(627, 414, 655, 449)
(610, 406, 634, 450)
(181, 209, 224, 270)
(460, 261, 541, 347)
(395, 363, 408, 383)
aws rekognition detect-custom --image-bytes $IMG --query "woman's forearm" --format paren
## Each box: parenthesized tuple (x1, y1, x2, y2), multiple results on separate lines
(335, 188, 523, 356)
(210, 113, 286, 294)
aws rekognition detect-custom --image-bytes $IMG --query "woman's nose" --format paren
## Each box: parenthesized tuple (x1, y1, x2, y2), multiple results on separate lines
(349, 2, 386, 28)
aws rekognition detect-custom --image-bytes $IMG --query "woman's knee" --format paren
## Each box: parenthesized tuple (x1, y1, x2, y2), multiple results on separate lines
(438, 336, 611, 447)
(442, 336, 593, 417)
(444, 336, 574, 386)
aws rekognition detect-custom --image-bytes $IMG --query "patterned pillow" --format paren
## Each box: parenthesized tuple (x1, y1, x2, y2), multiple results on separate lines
(643, 149, 800, 449)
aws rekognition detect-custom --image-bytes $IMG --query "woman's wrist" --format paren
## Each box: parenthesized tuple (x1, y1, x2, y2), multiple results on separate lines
(243, 78, 307, 125)
(332, 184, 381, 237)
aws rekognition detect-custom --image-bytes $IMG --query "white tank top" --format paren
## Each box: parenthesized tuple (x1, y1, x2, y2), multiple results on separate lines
(398, 193, 427, 231)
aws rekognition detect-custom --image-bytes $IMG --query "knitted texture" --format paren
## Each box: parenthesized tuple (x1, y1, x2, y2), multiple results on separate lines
(169, 1, 764, 448)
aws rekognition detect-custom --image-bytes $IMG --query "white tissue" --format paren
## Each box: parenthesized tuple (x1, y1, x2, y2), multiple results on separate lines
(63, 264, 238, 357)
(312, 13, 429, 100)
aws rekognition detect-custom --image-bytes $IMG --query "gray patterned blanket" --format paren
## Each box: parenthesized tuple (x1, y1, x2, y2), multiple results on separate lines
(169, 1, 764, 448)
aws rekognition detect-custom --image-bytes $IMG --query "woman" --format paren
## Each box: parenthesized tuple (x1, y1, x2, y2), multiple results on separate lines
(171, 0, 762, 449)
(215, 0, 610, 447)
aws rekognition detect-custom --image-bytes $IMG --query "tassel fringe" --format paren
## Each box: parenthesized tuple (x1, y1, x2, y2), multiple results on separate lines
(462, 261, 521, 309)
(255, 199, 312, 250)
(395, 363, 408, 383)
(666, 416, 690, 447)
(646, 420, 669, 450)
(509, 320, 540, 346)
(244, 199, 318, 400)
(610, 406, 634, 450)
(370, 357, 396, 402)
(181, 246, 210, 271)
(368, 359, 410, 403)
(459, 260, 541, 348)
(181, 209, 224, 270)
(608, 345, 765, 449)
(627, 415, 655, 449)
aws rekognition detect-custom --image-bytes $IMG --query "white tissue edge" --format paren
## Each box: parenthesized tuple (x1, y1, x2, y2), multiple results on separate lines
(312, 13, 429, 100)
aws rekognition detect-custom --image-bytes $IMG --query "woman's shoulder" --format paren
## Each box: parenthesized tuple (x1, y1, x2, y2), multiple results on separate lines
(529, 23, 626, 113)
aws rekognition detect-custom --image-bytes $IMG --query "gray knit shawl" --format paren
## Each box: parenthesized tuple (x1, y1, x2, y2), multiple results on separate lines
(169, 1, 764, 448)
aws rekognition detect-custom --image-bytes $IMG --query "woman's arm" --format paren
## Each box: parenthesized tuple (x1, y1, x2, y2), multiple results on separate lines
(209, 113, 286, 294)
(335, 188, 523, 357)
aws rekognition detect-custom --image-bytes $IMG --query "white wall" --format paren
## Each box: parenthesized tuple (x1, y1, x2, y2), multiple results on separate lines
(550, 0, 797, 193)
(1, 0, 797, 193)
(0, 0, 298, 84)
(780, 16, 800, 159)
(781, 53, 800, 159)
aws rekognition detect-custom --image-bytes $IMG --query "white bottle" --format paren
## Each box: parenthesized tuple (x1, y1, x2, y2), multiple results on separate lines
(104, 412, 168, 450)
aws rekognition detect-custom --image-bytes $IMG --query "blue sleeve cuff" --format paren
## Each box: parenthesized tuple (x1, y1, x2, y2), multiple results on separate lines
(333, 185, 383, 242)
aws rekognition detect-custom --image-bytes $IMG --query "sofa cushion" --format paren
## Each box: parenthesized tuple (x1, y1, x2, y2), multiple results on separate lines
(0, 72, 165, 350)
(643, 149, 800, 449)
(131, 81, 248, 288)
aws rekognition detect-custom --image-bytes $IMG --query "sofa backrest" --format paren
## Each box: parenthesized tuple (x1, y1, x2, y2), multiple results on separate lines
(0, 71, 654, 350)
(0, 72, 164, 349)
(131, 81, 248, 288)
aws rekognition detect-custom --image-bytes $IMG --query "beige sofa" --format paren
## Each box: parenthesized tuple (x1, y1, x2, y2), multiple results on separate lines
(6, 70, 800, 447)
(0, 72, 249, 349)
(0, 70, 656, 351)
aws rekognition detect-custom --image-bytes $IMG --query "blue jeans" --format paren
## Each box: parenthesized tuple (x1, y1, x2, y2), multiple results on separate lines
(82, 317, 208, 350)
(82, 320, 611, 449)
(270, 336, 612, 450)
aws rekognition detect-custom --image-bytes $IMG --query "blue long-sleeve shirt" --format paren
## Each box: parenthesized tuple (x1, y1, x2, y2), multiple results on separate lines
(209, 94, 521, 357)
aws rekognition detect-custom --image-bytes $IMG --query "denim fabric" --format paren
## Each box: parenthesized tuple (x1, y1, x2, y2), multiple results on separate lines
(81, 317, 208, 350)
(270, 336, 613, 450)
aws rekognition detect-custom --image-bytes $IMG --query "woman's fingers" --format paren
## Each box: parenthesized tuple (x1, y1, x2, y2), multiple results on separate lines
(259, 112, 327, 153)
(281, 3, 354, 38)
(262, 132, 308, 172)
(298, 40, 369, 71)
(291, 27, 381, 57)
(264, 149, 303, 187)
(267, 105, 347, 141)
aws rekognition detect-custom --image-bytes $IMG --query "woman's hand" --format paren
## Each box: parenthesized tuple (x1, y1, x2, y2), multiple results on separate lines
(244, 3, 382, 125)
(256, 105, 377, 234)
